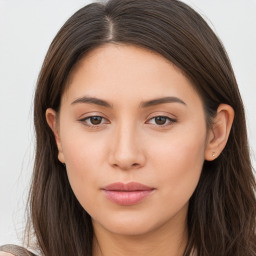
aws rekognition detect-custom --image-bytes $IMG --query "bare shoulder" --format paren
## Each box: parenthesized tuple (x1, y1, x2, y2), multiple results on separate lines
(0, 252, 15, 256)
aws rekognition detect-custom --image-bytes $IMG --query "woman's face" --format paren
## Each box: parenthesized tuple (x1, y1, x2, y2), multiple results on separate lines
(48, 44, 210, 237)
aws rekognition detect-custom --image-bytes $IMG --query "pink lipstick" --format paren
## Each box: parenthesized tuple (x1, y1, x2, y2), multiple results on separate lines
(102, 182, 155, 206)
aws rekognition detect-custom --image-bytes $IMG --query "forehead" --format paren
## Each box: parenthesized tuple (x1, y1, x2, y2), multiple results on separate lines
(63, 43, 201, 108)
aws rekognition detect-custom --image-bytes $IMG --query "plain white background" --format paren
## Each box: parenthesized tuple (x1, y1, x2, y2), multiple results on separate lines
(0, 0, 255, 246)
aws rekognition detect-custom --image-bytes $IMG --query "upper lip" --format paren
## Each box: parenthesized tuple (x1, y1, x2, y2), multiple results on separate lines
(102, 182, 155, 191)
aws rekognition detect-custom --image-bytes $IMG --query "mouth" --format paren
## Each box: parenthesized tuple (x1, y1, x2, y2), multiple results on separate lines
(101, 182, 155, 206)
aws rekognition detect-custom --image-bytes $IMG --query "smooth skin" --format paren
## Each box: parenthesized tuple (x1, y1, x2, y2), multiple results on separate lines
(45, 44, 234, 256)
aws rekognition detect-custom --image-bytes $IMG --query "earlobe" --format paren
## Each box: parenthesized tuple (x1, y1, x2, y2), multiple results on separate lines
(205, 104, 234, 161)
(45, 108, 65, 163)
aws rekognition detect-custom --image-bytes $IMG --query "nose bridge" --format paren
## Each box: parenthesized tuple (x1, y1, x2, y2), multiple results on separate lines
(110, 118, 145, 169)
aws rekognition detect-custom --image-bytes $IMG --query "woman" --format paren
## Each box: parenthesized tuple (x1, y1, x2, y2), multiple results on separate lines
(1, 0, 255, 255)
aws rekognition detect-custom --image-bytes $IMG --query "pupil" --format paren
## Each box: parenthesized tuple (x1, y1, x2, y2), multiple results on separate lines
(91, 116, 102, 125)
(155, 116, 166, 125)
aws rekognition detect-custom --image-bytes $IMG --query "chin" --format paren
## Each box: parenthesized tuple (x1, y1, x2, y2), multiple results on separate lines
(92, 210, 175, 237)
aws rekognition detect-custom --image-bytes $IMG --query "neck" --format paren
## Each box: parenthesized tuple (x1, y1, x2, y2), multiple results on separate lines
(92, 216, 188, 256)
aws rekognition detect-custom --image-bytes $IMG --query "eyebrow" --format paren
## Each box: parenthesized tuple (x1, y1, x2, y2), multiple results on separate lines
(71, 96, 112, 108)
(140, 96, 186, 107)
(71, 96, 186, 108)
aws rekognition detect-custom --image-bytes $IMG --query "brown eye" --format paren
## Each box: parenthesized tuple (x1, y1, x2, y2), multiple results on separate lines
(147, 115, 177, 127)
(89, 116, 103, 125)
(155, 116, 168, 125)
(79, 115, 108, 127)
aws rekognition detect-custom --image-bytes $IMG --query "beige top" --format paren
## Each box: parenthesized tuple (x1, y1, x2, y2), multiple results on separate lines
(0, 245, 36, 256)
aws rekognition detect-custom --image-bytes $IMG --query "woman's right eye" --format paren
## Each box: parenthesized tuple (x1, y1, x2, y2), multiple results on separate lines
(79, 116, 109, 127)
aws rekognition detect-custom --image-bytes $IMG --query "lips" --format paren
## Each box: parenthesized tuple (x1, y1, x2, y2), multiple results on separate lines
(102, 182, 155, 206)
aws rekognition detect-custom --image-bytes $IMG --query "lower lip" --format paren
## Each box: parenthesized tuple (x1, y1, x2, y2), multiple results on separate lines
(103, 190, 154, 206)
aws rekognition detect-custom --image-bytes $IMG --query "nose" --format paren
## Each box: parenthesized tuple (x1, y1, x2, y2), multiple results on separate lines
(108, 123, 146, 171)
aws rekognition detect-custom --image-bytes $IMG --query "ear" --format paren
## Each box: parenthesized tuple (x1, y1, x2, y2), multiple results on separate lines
(45, 108, 65, 164)
(205, 104, 234, 161)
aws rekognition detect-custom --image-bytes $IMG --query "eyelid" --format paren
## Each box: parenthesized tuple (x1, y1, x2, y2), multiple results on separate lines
(78, 113, 110, 128)
(146, 116, 176, 125)
(146, 112, 177, 120)
(145, 112, 177, 127)
(77, 111, 107, 119)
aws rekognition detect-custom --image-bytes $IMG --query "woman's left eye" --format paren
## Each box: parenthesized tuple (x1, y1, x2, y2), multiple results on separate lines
(147, 116, 176, 126)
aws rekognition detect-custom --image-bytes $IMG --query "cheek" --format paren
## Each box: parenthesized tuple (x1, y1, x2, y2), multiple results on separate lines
(64, 139, 102, 173)
(59, 130, 107, 205)
(62, 141, 105, 217)
(60, 122, 107, 172)
(150, 126, 206, 204)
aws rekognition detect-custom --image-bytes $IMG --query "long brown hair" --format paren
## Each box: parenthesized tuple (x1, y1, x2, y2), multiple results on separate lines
(27, 0, 256, 255)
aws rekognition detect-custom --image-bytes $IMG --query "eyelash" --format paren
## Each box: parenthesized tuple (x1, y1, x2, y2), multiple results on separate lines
(79, 115, 177, 128)
(146, 116, 177, 126)
(79, 116, 109, 128)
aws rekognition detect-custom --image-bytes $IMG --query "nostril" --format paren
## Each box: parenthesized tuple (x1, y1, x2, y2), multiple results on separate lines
(112, 162, 140, 170)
